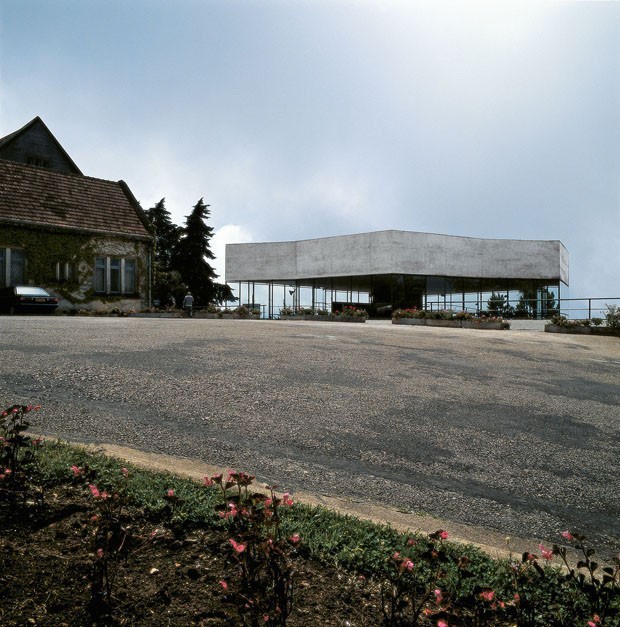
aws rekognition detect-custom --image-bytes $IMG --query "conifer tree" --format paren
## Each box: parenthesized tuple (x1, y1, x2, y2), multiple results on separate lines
(174, 198, 218, 304)
(146, 198, 181, 271)
(146, 198, 185, 303)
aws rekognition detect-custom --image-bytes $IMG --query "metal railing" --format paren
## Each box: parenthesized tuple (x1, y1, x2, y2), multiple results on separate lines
(425, 296, 620, 321)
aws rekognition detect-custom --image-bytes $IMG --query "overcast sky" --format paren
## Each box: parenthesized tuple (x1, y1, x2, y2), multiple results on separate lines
(1, 0, 618, 298)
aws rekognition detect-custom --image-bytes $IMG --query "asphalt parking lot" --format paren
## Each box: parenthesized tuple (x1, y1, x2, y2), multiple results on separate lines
(1, 316, 619, 556)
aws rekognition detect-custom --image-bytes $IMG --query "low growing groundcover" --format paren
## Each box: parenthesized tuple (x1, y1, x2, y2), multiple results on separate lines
(1, 421, 618, 625)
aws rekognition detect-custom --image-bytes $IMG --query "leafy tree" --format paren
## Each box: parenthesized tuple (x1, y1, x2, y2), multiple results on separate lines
(212, 282, 237, 305)
(174, 198, 218, 305)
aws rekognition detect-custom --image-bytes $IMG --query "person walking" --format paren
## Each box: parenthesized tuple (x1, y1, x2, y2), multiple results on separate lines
(182, 291, 194, 317)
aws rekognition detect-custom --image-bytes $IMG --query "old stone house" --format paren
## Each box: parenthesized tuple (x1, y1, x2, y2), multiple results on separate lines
(0, 117, 153, 311)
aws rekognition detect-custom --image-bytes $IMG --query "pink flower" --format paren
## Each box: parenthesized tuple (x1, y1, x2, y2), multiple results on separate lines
(219, 580, 228, 591)
(167, 489, 175, 498)
(89, 485, 101, 498)
(289, 533, 301, 544)
(480, 590, 495, 602)
(587, 615, 601, 626)
(96, 548, 104, 558)
(438, 621, 448, 627)
(282, 492, 293, 506)
(120, 468, 128, 477)
(204, 476, 214, 486)
(229, 538, 246, 554)
(439, 530, 449, 540)
(402, 558, 414, 571)
(222, 503, 239, 519)
(561, 530, 574, 541)
(539, 544, 553, 561)
(513, 593, 520, 603)
(71, 465, 82, 476)
(392, 551, 400, 560)
(263, 616, 270, 622)
(434, 588, 443, 603)
(265, 498, 273, 507)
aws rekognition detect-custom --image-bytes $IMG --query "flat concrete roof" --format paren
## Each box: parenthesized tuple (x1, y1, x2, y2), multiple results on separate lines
(226, 230, 569, 287)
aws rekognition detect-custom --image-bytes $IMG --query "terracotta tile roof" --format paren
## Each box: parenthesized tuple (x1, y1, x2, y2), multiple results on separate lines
(0, 159, 152, 240)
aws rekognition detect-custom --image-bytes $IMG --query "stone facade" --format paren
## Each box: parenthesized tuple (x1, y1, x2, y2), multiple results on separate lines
(0, 117, 153, 312)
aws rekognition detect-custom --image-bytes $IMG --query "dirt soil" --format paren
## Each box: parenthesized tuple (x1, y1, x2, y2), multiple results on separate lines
(0, 484, 385, 626)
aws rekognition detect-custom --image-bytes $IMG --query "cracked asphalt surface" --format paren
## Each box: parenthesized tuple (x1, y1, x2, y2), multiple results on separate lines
(1, 316, 619, 556)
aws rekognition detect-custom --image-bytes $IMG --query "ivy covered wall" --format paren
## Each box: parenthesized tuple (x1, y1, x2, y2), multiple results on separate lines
(0, 225, 151, 310)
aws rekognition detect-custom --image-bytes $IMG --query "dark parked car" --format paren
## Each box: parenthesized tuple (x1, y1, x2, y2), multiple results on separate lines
(0, 286, 59, 315)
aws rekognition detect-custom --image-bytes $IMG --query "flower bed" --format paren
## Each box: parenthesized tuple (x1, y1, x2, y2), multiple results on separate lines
(545, 311, 620, 337)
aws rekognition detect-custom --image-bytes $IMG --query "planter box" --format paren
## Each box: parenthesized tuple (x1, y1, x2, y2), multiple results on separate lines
(591, 326, 620, 337)
(130, 312, 182, 318)
(462, 321, 505, 330)
(392, 318, 426, 326)
(545, 324, 591, 335)
(219, 313, 235, 320)
(312, 315, 332, 322)
(426, 319, 461, 328)
(333, 316, 366, 323)
(279, 315, 302, 321)
(196, 313, 220, 319)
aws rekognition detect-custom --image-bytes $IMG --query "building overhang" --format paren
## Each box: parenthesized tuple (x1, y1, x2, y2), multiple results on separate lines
(226, 230, 569, 288)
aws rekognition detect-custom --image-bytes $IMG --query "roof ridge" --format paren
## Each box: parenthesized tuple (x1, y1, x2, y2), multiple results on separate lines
(0, 116, 83, 175)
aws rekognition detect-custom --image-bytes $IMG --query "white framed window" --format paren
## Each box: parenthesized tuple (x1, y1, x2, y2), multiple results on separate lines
(93, 257, 136, 294)
(0, 247, 25, 287)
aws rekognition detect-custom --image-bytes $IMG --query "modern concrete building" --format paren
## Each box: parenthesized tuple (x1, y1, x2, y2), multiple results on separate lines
(226, 230, 569, 318)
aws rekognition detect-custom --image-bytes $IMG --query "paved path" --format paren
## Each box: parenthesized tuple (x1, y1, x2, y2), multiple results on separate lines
(1, 316, 618, 556)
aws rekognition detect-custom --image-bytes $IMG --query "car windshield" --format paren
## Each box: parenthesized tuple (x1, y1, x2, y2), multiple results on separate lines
(15, 286, 50, 297)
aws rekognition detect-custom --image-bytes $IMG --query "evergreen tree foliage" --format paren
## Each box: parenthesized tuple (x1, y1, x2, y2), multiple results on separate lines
(146, 198, 185, 303)
(514, 288, 558, 319)
(174, 198, 218, 305)
(146, 198, 181, 271)
(486, 292, 514, 318)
